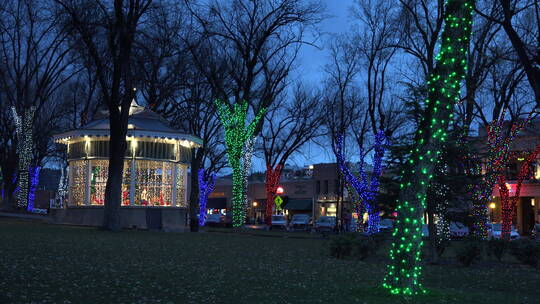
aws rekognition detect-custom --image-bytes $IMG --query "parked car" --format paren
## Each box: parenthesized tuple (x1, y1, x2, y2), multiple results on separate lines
(422, 222, 468, 238)
(205, 214, 223, 226)
(532, 223, 540, 240)
(488, 223, 520, 240)
(289, 214, 310, 231)
(449, 222, 469, 238)
(378, 219, 394, 231)
(269, 215, 287, 230)
(315, 216, 336, 232)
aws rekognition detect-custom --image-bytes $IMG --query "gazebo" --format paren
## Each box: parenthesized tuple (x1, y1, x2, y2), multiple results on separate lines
(51, 100, 201, 230)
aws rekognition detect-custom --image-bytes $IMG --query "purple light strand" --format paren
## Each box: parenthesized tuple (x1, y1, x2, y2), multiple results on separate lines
(198, 168, 217, 226)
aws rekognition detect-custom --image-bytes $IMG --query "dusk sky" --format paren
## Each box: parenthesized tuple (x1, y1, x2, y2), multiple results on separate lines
(252, 0, 353, 172)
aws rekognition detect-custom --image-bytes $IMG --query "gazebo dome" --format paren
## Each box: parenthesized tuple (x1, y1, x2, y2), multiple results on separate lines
(54, 100, 202, 147)
(54, 100, 200, 208)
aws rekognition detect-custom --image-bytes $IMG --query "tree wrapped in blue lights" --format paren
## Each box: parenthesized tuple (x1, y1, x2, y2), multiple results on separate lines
(336, 131, 387, 234)
(215, 100, 266, 227)
(27, 166, 41, 212)
(198, 168, 217, 226)
(382, 0, 475, 295)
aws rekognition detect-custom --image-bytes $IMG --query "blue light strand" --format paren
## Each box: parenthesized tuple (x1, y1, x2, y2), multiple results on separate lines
(27, 166, 41, 212)
(336, 131, 388, 234)
(198, 168, 217, 226)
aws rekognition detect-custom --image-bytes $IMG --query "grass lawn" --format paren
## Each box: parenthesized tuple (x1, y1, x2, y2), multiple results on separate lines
(1, 219, 539, 304)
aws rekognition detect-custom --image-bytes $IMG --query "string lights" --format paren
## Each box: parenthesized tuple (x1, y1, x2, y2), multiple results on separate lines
(265, 163, 283, 225)
(198, 168, 217, 226)
(497, 145, 540, 240)
(242, 136, 257, 215)
(12, 106, 36, 209)
(335, 131, 387, 235)
(470, 111, 533, 238)
(27, 166, 41, 211)
(382, 0, 475, 295)
(215, 100, 266, 227)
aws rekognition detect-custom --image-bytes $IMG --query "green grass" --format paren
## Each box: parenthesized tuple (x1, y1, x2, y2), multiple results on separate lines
(1, 219, 539, 304)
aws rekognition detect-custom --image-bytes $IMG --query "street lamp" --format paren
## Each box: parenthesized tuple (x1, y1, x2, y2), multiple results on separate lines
(489, 202, 496, 222)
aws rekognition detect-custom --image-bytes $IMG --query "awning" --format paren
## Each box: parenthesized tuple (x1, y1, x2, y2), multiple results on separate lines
(207, 198, 227, 209)
(285, 199, 312, 211)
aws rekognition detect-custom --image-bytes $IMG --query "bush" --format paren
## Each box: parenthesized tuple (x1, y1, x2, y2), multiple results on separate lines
(487, 238, 509, 262)
(352, 237, 379, 260)
(435, 239, 451, 258)
(456, 240, 482, 266)
(329, 235, 354, 259)
(509, 239, 540, 268)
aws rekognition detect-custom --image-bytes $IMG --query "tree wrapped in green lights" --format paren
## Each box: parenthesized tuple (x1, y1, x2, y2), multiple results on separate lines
(216, 100, 266, 227)
(382, 0, 475, 295)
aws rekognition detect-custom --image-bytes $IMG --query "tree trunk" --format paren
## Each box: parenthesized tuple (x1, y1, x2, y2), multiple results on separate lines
(382, 0, 474, 295)
(103, 115, 128, 231)
(189, 149, 203, 232)
(427, 205, 439, 264)
(232, 164, 245, 227)
(264, 164, 282, 226)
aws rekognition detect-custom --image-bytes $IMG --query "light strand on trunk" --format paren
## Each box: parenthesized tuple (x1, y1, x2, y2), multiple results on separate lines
(215, 100, 266, 227)
(382, 0, 475, 295)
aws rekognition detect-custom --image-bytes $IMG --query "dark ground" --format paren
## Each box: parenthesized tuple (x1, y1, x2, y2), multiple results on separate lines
(1, 219, 539, 304)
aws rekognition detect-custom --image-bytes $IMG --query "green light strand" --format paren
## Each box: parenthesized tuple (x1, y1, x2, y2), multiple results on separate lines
(382, 0, 475, 295)
(215, 100, 266, 227)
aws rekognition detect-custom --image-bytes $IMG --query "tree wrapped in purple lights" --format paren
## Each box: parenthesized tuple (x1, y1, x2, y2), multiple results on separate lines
(198, 168, 217, 227)
(336, 131, 387, 234)
(470, 112, 533, 239)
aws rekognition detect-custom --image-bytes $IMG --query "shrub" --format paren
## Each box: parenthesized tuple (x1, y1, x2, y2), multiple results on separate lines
(352, 237, 379, 260)
(435, 239, 451, 258)
(509, 239, 540, 268)
(329, 235, 354, 259)
(456, 240, 482, 266)
(487, 238, 509, 262)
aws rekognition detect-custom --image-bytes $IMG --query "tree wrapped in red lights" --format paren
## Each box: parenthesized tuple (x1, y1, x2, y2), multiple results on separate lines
(265, 164, 283, 225)
(470, 112, 533, 238)
(497, 145, 540, 240)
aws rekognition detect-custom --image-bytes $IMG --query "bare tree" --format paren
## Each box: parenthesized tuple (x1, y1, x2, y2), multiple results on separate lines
(185, 0, 324, 227)
(260, 85, 324, 225)
(54, 0, 153, 231)
(186, 0, 324, 125)
(0, 0, 77, 210)
(131, 4, 228, 231)
(476, 0, 540, 108)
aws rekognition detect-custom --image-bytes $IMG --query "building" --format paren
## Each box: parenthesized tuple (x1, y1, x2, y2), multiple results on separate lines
(50, 100, 201, 231)
(477, 119, 540, 235)
(207, 163, 356, 223)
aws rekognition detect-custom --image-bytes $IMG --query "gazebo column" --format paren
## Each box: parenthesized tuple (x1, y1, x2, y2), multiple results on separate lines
(172, 163, 177, 207)
(84, 159, 91, 206)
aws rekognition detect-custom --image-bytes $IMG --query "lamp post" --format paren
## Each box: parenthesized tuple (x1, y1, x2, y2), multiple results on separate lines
(489, 202, 496, 222)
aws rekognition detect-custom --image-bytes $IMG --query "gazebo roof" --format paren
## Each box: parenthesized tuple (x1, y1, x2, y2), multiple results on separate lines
(54, 100, 202, 146)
